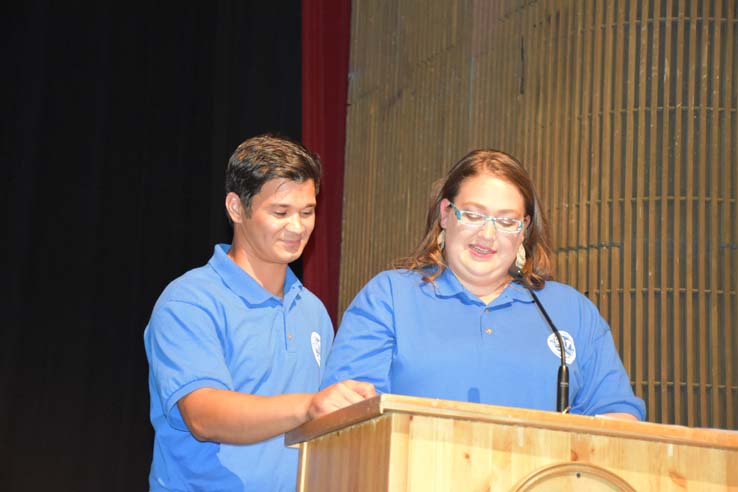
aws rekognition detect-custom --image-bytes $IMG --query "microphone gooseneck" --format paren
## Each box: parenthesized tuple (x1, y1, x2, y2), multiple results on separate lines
(510, 267, 570, 413)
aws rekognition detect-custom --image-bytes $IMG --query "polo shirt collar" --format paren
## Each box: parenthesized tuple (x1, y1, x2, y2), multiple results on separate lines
(505, 280, 535, 303)
(426, 266, 534, 306)
(210, 244, 303, 305)
(431, 267, 467, 298)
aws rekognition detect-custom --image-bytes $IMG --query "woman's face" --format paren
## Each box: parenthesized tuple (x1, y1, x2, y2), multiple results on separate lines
(439, 172, 528, 297)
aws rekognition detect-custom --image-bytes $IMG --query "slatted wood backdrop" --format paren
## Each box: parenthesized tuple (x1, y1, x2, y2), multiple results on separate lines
(339, 0, 737, 429)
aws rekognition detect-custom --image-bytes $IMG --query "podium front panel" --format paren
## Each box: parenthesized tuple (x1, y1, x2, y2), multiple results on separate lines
(288, 394, 738, 491)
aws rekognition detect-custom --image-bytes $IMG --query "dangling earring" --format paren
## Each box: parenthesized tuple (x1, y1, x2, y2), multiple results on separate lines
(437, 229, 446, 250)
(515, 244, 526, 269)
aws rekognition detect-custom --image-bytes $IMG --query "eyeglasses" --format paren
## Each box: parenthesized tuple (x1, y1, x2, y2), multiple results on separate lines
(448, 202, 525, 234)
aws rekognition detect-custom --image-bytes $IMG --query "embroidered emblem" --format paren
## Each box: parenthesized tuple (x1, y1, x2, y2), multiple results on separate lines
(546, 330, 576, 364)
(310, 331, 321, 366)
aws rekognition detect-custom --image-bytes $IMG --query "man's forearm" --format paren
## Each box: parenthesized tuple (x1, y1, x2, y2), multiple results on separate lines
(178, 387, 313, 444)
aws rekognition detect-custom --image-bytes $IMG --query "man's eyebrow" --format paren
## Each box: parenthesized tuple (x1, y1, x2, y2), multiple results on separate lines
(269, 202, 317, 208)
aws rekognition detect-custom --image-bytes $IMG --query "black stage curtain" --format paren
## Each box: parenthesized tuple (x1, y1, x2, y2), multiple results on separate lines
(4, 2, 301, 490)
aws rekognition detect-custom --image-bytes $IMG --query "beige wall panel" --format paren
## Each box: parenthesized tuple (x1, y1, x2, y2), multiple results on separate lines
(341, 0, 738, 429)
(342, 0, 473, 298)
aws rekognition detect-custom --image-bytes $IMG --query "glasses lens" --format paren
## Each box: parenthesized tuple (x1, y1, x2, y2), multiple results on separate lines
(452, 204, 522, 233)
(460, 211, 485, 225)
(495, 218, 520, 233)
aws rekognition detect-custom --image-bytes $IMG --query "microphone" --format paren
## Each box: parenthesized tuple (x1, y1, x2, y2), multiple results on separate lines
(510, 267, 570, 413)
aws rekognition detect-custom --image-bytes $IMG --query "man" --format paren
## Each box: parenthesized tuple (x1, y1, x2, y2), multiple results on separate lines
(144, 135, 375, 491)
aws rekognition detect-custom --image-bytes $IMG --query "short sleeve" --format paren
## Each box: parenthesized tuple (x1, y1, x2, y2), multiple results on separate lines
(146, 300, 233, 430)
(570, 307, 646, 419)
(321, 273, 396, 392)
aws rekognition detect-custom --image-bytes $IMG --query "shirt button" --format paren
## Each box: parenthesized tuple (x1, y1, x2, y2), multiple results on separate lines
(485, 328, 492, 335)
(287, 333, 293, 341)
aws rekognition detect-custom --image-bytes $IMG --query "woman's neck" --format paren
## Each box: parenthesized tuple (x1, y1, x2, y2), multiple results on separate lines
(472, 276, 512, 304)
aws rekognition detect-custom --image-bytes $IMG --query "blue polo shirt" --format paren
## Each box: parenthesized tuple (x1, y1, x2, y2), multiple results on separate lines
(145, 244, 333, 492)
(322, 268, 645, 419)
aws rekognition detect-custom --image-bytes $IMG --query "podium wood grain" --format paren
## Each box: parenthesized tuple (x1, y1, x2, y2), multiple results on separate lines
(286, 394, 738, 491)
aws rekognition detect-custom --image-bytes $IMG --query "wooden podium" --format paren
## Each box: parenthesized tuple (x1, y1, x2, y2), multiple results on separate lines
(286, 394, 738, 491)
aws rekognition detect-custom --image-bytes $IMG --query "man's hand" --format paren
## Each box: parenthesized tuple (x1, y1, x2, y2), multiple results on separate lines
(307, 380, 377, 420)
(177, 381, 375, 444)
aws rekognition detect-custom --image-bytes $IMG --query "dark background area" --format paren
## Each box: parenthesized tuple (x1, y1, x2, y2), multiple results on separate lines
(4, 2, 302, 490)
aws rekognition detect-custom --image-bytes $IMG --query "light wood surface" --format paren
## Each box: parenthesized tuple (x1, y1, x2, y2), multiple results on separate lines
(287, 394, 738, 491)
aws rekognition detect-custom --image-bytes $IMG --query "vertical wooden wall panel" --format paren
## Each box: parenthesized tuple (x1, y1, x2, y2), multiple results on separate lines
(634, 0, 648, 416)
(708, 0, 721, 428)
(599, 1, 614, 328)
(647, 0, 659, 418)
(622, 0, 638, 378)
(672, 0, 686, 426)
(697, 0, 709, 426)
(611, 0, 627, 354)
(342, 0, 738, 429)
(653, 2, 674, 421)
(724, 0, 736, 430)
(675, 2, 699, 425)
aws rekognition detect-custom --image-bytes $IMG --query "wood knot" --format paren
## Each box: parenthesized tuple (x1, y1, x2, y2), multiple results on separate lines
(668, 470, 687, 488)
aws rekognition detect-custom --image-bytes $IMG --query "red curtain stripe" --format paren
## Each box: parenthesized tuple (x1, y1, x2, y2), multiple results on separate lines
(301, 0, 352, 326)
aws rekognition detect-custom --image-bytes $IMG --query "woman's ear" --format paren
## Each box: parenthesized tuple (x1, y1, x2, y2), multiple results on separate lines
(439, 198, 450, 228)
(523, 215, 532, 239)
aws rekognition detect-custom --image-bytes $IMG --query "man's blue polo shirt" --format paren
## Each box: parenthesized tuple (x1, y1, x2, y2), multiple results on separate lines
(322, 268, 645, 419)
(145, 244, 333, 491)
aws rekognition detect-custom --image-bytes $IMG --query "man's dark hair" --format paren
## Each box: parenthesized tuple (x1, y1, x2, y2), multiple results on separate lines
(225, 134, 322, 216)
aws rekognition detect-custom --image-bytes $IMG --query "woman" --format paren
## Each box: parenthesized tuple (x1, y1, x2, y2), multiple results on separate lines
(322, 149, 645, 419)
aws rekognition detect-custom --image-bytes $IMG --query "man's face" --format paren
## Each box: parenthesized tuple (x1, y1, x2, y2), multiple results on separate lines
(231, 178, 316, 268)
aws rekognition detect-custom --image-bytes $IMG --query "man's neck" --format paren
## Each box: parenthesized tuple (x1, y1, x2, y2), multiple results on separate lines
(226, 245, 288, 298)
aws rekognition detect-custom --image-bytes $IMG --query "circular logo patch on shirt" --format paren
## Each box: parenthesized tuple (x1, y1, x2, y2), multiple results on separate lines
(547, 330, 576, 364)
(310, 331, 321, 367)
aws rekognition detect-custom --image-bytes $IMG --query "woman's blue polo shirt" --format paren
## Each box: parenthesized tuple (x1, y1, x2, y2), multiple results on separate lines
(322, 268, 645, 419)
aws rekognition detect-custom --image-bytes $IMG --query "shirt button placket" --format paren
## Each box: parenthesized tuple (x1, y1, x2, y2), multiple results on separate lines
(481, 307, 493, 338)
(283, 305, 295, 352)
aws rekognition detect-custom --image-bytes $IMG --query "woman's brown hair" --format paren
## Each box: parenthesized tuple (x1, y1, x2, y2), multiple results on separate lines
(393, 149, 554, 289)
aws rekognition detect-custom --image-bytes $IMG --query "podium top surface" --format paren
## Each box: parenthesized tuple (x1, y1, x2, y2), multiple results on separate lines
(285, 393, 738, 450)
